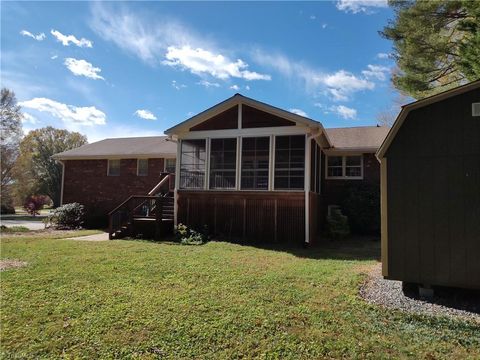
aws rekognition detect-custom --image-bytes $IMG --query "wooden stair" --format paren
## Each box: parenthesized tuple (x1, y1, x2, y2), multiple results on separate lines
(108, 174, 175, 240)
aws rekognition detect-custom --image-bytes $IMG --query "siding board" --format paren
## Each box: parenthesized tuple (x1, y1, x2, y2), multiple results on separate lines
(177, 191, 306, 244)
(384, 86, 480, 289)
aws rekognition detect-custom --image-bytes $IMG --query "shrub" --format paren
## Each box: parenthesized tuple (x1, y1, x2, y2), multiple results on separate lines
(342, 183, 380, 235)
(47, 203, 85, 229)
(326, 208, 350, 239)
(23, 195, 49, 216)
(0, 203, 15, 215)
(175, 223, 209, 245)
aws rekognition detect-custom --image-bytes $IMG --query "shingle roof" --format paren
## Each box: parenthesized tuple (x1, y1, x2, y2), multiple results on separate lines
(325, 126, 390, 151)
(52, 136, 176, 160)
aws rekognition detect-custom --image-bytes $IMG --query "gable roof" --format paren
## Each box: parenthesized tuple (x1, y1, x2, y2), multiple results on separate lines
(164, 93, 330, 143)
(52, 136, 176, 160)
(377, 79, 480, 159)
(325, 125, 390, 152)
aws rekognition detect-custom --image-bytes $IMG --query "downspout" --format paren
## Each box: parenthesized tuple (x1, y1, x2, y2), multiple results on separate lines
(59, 160, 65, 206)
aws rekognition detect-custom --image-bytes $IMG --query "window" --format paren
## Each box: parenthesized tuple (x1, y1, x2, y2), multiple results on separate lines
(164, 158, 176, 173)
(210, 138, 237, 189)
(137, 159, 148, 176)
(107, 159, 120, 176)
(326, 155, 363, 179)
(180, 139, 206, 189)
(241, 137, 269, 190)
(274, 135, 305, 190)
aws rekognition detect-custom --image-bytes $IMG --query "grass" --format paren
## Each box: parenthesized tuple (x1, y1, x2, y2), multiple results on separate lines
(0, 225, 30, 233)
(1, 234, 479, 359)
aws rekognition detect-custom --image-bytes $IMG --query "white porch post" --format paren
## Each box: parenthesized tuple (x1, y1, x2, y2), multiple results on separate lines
(174, 139, 181, 227)
(304, 135, 312, 244)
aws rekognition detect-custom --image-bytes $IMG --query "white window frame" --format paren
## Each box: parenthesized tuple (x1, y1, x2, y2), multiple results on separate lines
(107, 159, 121, 176)
(137, 158, 148, 176)
(208, 137, 238, 190)
(273, 134, 306, 191)
(164, 158, 176, 173)
(239, 135, 271, 191)
(325, 154, 363, 180)
(179, 138, 207, 190)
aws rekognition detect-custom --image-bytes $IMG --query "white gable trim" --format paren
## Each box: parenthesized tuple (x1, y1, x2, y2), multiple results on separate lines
(165, 94, 332, 147)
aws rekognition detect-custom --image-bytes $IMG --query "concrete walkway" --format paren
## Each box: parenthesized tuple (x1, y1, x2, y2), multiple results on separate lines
(0, 218, 46, 231)
(64, 233, 109, 241)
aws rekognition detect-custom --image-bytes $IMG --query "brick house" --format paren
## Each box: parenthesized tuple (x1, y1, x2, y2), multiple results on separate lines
(53, 94, 388, 242)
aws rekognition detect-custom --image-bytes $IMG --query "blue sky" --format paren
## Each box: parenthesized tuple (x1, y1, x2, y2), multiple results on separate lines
(2, 1, 398, 142)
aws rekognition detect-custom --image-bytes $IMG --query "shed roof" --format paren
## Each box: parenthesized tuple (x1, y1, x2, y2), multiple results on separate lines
(377, 79, 480, 159)
(325, 126, 390, 152)
(52, 136, 176, 160)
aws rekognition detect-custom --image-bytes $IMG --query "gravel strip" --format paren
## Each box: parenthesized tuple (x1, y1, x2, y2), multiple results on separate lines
(359, 264, 480, 323)
(0, 259, 28, 271)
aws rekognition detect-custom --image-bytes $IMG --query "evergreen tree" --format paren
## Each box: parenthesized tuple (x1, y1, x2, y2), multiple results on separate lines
(382, 0, 480, 98)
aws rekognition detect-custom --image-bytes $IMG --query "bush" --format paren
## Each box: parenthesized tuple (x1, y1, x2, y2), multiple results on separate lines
(23, 195, 49, 216)
(175, 223, 209, 245)
(341, 183, 380, 235)
(46, 203, 85, 229)
(0, 203, 15, 214)
(326, 208, 350, 239)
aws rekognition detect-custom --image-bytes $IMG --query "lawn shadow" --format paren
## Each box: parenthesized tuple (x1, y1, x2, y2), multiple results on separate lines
(213, 235, 381, 262)
(115, 234, 380, 262)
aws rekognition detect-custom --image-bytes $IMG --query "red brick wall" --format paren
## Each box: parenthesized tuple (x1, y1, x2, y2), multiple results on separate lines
(62, 158, 166, 220)
(321, 152, 380, 210)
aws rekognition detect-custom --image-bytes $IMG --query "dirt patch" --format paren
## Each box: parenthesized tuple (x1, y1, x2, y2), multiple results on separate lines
(0, 259, 28, 271)
(359, 263, 480, 323)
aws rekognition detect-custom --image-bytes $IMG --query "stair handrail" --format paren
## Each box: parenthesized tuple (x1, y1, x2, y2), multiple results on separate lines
(108, 195, 159, 239)
(148, 174, 171, 196)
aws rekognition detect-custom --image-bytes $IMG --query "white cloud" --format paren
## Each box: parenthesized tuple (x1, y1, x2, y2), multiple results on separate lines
(377, 52, 389, 59)
(336, 0, 388, 14)
(90, 4, 270, 82)
(245, 85, 250, 91)
(163, 46, 271, 81)
(322, 23, 328, 29)
(230, 84, 240, 91)
(51, 55, 58, 60)
(22, 113, 38, 124)
(289, 108, 308, 117)
(171, 80, 187, 90)
(310, 15, 316, 20)
(20, 30, 45, 41)
(253, 51, 379, 102)
(331, 105, 357, 119)
(51, 29, 93, 48)
(197, 80, 220, 88)
(19, 97, 106, 126)
(323, 70, 375, 101)
(64, 58, 104, 80)
(362, 64, 390, 81)
(134, 109, 157, 120)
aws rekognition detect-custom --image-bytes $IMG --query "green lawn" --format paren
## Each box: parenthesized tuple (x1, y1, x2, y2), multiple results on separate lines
(1, 233, 479, 359)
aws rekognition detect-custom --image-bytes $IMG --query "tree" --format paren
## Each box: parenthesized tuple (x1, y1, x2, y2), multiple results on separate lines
(16, 127, 87, 207)
(382, 0, 480, 99)
(0, 88, 23, 213)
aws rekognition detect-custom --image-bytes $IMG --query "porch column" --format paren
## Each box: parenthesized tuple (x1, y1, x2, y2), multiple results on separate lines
(304, 136, 311, 244)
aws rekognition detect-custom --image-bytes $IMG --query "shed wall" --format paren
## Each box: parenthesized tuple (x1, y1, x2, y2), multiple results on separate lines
(385, 88, 480, 289)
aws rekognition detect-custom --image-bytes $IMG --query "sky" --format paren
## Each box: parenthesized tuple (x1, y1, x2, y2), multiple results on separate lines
(2, 1, 399, 142)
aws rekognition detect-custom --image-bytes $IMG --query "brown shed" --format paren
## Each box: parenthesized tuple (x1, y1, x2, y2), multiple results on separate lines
(377, 80, 480, 290)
